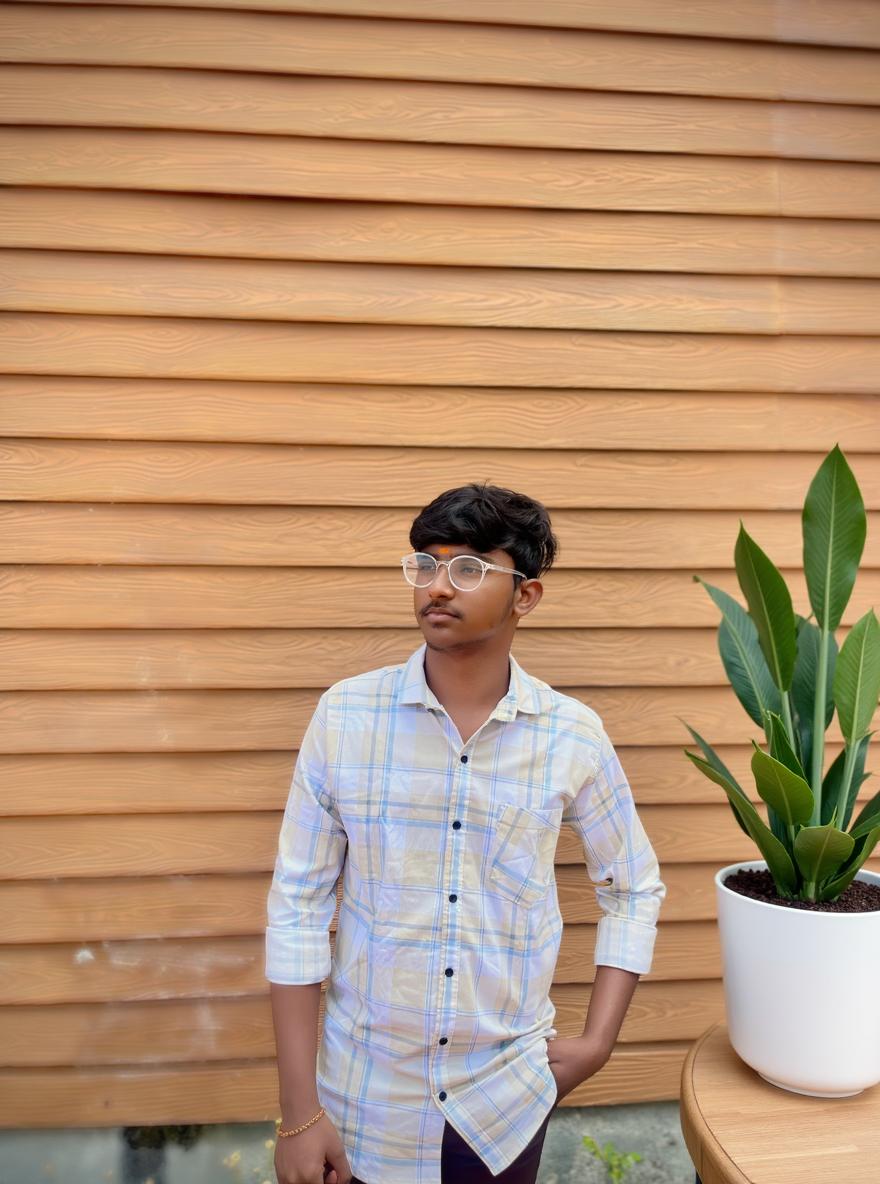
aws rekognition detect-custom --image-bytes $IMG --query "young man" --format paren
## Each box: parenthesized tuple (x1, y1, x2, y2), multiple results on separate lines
(265, 482, 666, 1184)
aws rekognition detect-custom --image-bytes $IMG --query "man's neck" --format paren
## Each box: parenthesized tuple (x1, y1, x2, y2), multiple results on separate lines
(423, 644, 512, 714)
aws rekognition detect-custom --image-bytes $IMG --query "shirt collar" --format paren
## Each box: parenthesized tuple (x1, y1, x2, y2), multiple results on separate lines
(398, 642, 542, 720)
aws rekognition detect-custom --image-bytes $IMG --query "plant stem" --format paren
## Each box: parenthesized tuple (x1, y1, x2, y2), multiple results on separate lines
(833, 741, 859, 831)
(810, 626, 830, 825)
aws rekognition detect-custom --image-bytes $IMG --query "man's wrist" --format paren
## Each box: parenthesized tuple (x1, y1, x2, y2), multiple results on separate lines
(279, 1095, 323, 1127)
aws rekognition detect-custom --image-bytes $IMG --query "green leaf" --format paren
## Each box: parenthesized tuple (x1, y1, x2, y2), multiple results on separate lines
(849, 782, 880, 840)
(793, 824, 854, 886)
(750, 745, 814, 827)
(790, 615, 838, 776)
(762, 710, 808, 844)
(685, 750, 799, 893)
(679, 719, 751, 838)
(802, 445, 866, 633)
(734, 524, 797, 692)
(764, 710, 807, 780)
(821, 733, 873, 830)
(695, 578, 782, 728)
(818, 826, 880, 901)
(833, 609, 880, 743)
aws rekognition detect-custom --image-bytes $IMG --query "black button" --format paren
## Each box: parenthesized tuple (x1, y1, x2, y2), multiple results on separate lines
(460, 755, 468, 763)
(452, 820, 461, 830)
(439, 1091, 447, 1101)
(449, 894, 457, 902)
(439, 1037, 448, 1045)
(445, 967, 454, 977)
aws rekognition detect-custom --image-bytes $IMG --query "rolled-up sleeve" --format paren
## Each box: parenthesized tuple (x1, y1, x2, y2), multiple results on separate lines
(563, 726, 666, 975)
(265, 692, 348, 984)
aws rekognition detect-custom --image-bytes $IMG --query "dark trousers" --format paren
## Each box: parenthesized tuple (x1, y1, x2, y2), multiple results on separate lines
(351, 1093, 558, 1184)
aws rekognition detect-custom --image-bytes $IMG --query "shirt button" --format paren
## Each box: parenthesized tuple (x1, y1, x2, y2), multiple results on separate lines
(445, 967, 454, 977)
(449, 894, 457, 902)
(460, 755, 468, 763)
(439, 1037, 448, 1045)
(452, 820, 461, 830)
(439, 1091, 447, 1101)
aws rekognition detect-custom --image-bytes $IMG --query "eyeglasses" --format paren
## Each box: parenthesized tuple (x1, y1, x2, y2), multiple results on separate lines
(401, 552, 527, 592)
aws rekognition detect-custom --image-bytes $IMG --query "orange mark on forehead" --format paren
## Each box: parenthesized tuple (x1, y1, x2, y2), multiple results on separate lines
(438, 546, 451, 554)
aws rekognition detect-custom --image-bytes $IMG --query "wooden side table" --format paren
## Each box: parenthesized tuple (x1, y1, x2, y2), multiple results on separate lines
(680, 1022, 879, 1184)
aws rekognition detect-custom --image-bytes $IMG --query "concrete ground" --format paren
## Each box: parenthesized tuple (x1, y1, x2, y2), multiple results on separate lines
(0, 1102, 695, 1184)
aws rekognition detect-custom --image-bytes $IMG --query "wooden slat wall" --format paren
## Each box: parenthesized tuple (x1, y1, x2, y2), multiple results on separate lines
(1, 0, 879, 1126)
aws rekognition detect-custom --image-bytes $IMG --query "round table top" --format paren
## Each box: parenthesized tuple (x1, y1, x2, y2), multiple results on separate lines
(679, 1023, 880, 1184)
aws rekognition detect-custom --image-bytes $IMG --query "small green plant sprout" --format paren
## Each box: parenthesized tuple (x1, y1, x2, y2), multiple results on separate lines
(682, 444, 880, 903)
(582, 1134, 643, 1182)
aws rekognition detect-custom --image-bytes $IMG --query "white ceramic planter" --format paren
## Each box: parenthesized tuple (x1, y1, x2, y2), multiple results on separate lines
(715, 859, 880, 1097)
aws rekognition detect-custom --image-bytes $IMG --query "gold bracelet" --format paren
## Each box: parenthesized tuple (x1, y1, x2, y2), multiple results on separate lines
(277, 1107, 326, 1138)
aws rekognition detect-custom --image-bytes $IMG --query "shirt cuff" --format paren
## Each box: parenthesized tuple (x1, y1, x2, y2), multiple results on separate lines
(594, 914, 658, 976)
(264, 924, 331, 984)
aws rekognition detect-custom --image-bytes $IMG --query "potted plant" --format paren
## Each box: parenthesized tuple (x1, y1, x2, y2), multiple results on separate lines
(682, 444, 880, 1097)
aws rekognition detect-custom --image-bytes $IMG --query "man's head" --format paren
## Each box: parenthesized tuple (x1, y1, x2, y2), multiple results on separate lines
(405, 482, 558, 651)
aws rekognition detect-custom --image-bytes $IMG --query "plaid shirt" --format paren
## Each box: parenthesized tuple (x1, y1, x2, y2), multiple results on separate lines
(265, 642, 666, 1182)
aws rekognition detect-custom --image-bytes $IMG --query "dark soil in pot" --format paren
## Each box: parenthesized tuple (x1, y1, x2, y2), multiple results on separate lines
(723, 867, 880, 913)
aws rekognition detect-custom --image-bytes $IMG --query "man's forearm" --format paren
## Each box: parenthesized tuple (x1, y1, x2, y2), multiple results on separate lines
(268, 981, 323, 1125)
(581, 964, 640, 1055)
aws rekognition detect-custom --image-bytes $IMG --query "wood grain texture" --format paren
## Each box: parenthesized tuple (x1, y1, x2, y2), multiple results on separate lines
(6, 315, 880, 392)
(1, 568, 877, 629)
(8, 250, 880, 334)
(0, 744, 869, 816)
(5, 65, 880, 161)
(3, 435, 880, 505)
(0, 684, 872, 752)
(680, 1024, 880, 1184)
(5, 127, 880, 216)
(18, 0, 880, 48)
(0, 1041, 688, 1124)
(2, 504, 879, 567)
(0, 623, 871, 689)
(4, 190, 879, 276)
(0, 980, 723, 1066)
(3, 7, 880, 103)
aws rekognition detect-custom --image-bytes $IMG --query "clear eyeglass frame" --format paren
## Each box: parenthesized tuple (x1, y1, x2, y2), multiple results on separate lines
(400, 551, 528, 592)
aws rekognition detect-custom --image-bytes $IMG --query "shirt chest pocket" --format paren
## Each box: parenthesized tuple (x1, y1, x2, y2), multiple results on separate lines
(488, 803, 563, 908)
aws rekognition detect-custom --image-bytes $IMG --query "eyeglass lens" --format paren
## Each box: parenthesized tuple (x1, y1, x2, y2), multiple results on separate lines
(403, 553, 485, 590)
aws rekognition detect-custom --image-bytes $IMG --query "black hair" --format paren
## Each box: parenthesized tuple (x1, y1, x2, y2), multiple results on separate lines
(409, 481, 558, 582)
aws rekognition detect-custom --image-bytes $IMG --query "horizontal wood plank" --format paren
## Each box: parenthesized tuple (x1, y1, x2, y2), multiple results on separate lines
(2, 568, 877, 629)
(0, 805, 776, 878)
(3, 8, 879, 104)
(2, 505, 879, 568)
(6, 65, 880, 161)
(6, 315, 880, 392)
(3, 435, 880, 505)
(5, 128, 880, 217)
(0, 923, 720, 1006)
(0, 685, 866, 752)
(0, 979, 724, 1066)
(2, 858, 876, 943)
(0, 1040, 688, 1124)
(20, 0, 880, 48)
(3, 190, 879, 277)
(0, 625, 866, 691)
(7, 251, 880, 334)
(0, 743, 866, 817)
(4, 378, 880, 453)
(0, 865, 752, 942)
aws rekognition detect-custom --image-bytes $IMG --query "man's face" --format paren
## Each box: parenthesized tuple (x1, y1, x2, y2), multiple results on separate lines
(412, 542, 532, 648)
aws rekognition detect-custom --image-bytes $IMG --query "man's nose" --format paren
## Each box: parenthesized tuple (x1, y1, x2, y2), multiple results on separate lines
(427, 564, 455, 593)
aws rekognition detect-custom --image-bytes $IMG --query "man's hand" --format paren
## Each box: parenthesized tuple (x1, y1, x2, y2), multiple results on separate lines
(546, 1034, 611, 1104)
(273, 1114, 352, 1184)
